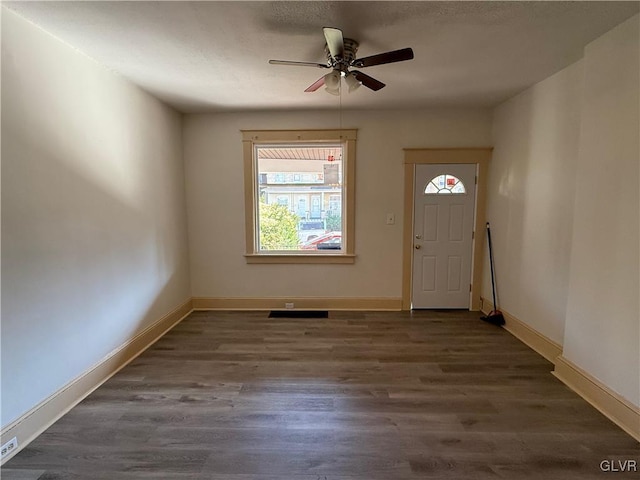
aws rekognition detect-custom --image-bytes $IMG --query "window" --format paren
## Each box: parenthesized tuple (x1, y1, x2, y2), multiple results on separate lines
(424, 174, 466, 195)
(242, 130, 356, 264)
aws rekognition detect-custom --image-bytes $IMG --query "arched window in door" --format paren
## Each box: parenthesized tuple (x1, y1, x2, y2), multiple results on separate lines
(424, 174, 467, 195)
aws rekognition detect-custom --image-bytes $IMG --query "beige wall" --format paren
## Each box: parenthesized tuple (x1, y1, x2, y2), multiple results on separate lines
(487, 60, 583, 345)
(184, 109, 492, 299)
(564, 15, 639, 406)
(1, 9, 191, 427)
(486, 14, 639, 407)
(3, 1, 637, 442)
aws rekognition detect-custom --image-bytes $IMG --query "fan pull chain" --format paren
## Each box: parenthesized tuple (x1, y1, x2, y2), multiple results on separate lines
(339, 82, 343, 133)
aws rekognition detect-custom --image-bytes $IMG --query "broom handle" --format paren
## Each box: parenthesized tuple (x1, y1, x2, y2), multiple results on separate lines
(487, 222, 498, 311)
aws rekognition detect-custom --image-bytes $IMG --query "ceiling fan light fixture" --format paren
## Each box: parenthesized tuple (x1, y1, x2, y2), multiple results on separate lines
(324, 70, 341, 95)
(270, 27, 413, 94)
(345, 72, 362, 92)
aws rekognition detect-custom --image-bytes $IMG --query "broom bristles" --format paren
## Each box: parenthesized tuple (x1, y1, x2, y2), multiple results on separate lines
(481, 310, 505, 326)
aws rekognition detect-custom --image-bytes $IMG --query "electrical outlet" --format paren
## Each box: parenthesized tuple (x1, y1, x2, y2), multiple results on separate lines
(285, 302, 294, 309)
(1, 437, 18, 459)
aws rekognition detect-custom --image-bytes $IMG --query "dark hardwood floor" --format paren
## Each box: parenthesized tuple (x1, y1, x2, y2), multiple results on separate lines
(3, 310, 638, 479)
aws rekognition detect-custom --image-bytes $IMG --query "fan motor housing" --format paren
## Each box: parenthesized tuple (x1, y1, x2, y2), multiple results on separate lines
(325, 38, 359, 73)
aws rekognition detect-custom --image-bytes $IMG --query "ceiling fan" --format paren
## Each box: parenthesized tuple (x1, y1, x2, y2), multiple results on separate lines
(269, 27, 414, 95)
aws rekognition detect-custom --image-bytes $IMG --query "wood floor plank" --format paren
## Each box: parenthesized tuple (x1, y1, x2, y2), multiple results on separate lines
(3, 310, 638, 479)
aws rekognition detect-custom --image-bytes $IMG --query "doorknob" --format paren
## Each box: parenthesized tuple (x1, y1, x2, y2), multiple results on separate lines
(415, 244, 421, 249)
(415, 234, 422, 239)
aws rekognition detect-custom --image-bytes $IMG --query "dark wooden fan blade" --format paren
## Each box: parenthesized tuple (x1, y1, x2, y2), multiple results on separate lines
(323, 27, 344, 59)
(353, 48, 414, 68)
(304, 76, 326, 92)
(352, 71, 385, 91)
(269, 60, 330, 68)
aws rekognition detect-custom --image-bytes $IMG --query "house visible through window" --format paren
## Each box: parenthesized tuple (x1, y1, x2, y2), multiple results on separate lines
(242, 129, 356, 263)
(256, 144, 344, 251)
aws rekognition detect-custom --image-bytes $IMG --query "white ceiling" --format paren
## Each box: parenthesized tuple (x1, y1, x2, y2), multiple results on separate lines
(5, 1, 639, 113)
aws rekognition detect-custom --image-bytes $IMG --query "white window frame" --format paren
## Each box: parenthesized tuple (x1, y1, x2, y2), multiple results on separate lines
(242, 129, 357, 264)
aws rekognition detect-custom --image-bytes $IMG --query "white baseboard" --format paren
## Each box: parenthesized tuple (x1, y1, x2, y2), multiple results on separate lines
(0, 298, 193, 464)
(192, 296, 403, 311)
(553, 356, 640, 442)
(480, 297, 562, 363)
(480, 297, 639, 442)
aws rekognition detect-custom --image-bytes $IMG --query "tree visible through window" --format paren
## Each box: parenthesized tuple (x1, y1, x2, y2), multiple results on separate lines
(256, 144, 344, 251)
(242, 129, 356, 263)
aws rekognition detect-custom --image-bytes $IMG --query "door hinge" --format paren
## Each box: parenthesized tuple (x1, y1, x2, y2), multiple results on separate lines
(469, 284, 472, 292)
(472, 231, 475, 240)
(475, 175, 478, 185)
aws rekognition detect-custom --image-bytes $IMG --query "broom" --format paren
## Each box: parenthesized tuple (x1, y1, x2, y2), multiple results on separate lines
(481, 222, 505, 326)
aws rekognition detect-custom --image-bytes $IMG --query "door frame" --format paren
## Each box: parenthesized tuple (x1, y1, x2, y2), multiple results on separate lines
(402, 148, 492, 311)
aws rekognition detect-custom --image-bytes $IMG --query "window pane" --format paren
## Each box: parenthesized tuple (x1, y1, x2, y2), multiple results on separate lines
(425, 182, 438, 194)
(256, 145, 343, 251)
(451, 181, 466, 194)
(425, 174, 466, 195)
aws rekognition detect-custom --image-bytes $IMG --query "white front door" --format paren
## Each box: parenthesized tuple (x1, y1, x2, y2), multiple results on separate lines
(412, 164, 476, 309)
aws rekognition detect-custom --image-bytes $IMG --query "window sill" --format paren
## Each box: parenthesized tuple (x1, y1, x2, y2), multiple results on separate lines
(244, 254, 356, 264)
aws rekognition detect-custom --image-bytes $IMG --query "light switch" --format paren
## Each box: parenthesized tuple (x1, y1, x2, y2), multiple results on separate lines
(386, 213, 395, 225)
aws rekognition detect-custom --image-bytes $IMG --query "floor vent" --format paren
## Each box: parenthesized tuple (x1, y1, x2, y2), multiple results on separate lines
(269, 310, 329, 318)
